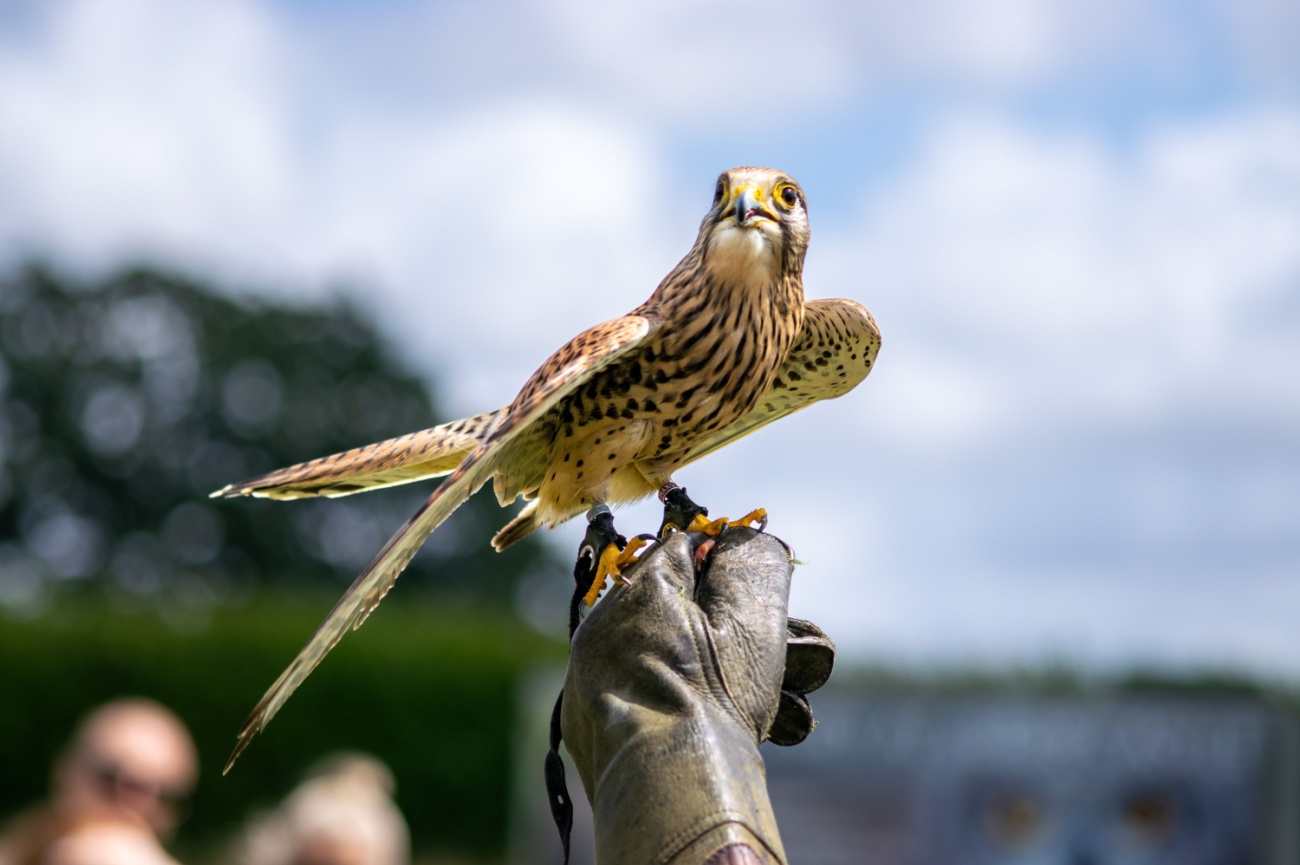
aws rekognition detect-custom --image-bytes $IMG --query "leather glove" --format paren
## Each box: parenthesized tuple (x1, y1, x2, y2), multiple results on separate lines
(548, 527, 834, 865)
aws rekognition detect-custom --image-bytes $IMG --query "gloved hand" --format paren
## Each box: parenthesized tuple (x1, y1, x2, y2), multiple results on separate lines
(550, 527, 834, 865)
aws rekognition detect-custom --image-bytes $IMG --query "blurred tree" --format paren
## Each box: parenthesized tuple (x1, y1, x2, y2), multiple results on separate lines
(0, 262, 564, 614)
(0, 262, 572, 860)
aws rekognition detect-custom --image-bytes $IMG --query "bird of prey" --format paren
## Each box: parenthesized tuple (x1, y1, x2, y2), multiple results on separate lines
(215, 166, 881, 771)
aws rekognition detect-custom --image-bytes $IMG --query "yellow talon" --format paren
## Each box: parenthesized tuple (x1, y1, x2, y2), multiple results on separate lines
(583, 538, 649, 606)
(612, 536, 649, 585)
(688, 514, 730, 536)
(686, 508, 767, 537)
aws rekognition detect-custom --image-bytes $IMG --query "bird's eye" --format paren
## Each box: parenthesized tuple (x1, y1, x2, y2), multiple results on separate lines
(714, 181, 726, 204)
(777, 184, 799, 208)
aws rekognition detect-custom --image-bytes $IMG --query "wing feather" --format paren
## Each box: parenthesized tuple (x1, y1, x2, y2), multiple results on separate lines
(683, 298, 880, 465)
(224, 314, 658, 772)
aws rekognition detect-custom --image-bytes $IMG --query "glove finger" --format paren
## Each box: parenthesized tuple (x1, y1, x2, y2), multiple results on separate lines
(691, 528, 795, 737)
(767, 690, 815, 747)
(693, 528, 793, 632)
(783, 618, 836, 695)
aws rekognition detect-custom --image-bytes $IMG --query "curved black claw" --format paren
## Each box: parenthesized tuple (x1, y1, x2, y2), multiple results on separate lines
(658, 486, 709, 538)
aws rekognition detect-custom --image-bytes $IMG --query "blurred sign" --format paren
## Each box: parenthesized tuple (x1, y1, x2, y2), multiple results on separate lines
(513, 674, 1299, 865)
(765, 690, 1299, 865)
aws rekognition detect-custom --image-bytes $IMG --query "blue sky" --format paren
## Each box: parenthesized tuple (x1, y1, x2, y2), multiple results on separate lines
(1, 0, 1297, 677)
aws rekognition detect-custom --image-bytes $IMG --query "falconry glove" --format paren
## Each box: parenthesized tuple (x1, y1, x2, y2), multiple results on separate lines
(548, 527, 835, 865)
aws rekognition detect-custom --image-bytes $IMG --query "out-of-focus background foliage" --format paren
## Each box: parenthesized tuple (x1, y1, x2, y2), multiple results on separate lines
(1, 0, 1297, 862)
(0, 265, 560, 603)
(0, 265, 566, 861)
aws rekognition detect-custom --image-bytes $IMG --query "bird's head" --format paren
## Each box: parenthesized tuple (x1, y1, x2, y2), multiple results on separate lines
(699, 167, 810, 284)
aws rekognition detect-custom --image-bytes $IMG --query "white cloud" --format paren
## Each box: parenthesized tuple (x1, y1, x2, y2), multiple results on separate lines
(829, 109, 1300, 443)
(1222, 0, 1300, 97)
(308, 101, 679, 408)
(0, 0, 294, 262)
(0, 0, 686, 408)
(524, 0, 1171, 116)
(1, 0, 1298, 678)
(753, 107, 1300, 673)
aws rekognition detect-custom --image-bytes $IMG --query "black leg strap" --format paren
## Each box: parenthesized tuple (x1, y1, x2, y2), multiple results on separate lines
(569, 557, 588, 640)
(544, 691, 573, 865)
(659, 484, 708, 537)
(547, 506, 627, 863)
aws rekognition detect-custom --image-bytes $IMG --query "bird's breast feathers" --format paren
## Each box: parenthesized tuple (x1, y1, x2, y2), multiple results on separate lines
(705, 221, 782, 292)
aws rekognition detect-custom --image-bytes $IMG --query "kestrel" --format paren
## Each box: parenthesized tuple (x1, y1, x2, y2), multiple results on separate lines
(216, 166, 881, 771)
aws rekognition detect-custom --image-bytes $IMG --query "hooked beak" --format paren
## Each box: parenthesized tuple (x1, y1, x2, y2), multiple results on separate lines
(731, 185, 776, 226)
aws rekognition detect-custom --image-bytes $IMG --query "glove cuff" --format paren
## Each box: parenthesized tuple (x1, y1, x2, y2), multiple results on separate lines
(672, 824, 781, 865)
(582, 703, 786, 865)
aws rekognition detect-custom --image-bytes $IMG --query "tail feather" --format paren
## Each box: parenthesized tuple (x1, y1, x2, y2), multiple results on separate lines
(211, 409, 504, 500)
(222, 312, 659, 772)
(492, 500, 542, 551)
(223, 445, 500, 774)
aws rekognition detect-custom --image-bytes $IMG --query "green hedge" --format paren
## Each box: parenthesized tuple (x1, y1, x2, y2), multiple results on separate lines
(0, 597, 565, 861)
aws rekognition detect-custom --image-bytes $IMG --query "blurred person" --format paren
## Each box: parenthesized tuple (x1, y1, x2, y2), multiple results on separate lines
(0, 697, 198, 865)
(232, 753, 409, 865)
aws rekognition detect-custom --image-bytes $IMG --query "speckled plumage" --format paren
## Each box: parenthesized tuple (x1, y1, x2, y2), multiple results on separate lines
(216, 167, 881, 771)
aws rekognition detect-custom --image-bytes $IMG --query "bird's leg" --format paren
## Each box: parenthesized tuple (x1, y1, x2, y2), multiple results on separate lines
(657, 483, 709, 536)
(575, 505, 646, 609)
(657, 482, 769, 538)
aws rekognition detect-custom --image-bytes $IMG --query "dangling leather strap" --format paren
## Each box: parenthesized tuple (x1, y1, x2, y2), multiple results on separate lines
(544, 690, 574, 865)
(544, 532, 604, 863)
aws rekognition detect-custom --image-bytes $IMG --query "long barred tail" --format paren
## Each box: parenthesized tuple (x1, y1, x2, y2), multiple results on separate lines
(224, 443, 501, 774)
(210, 409, 505, 500)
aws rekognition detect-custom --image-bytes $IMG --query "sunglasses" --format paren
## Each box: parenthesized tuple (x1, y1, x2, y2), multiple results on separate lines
(83, 755, 192, 815)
